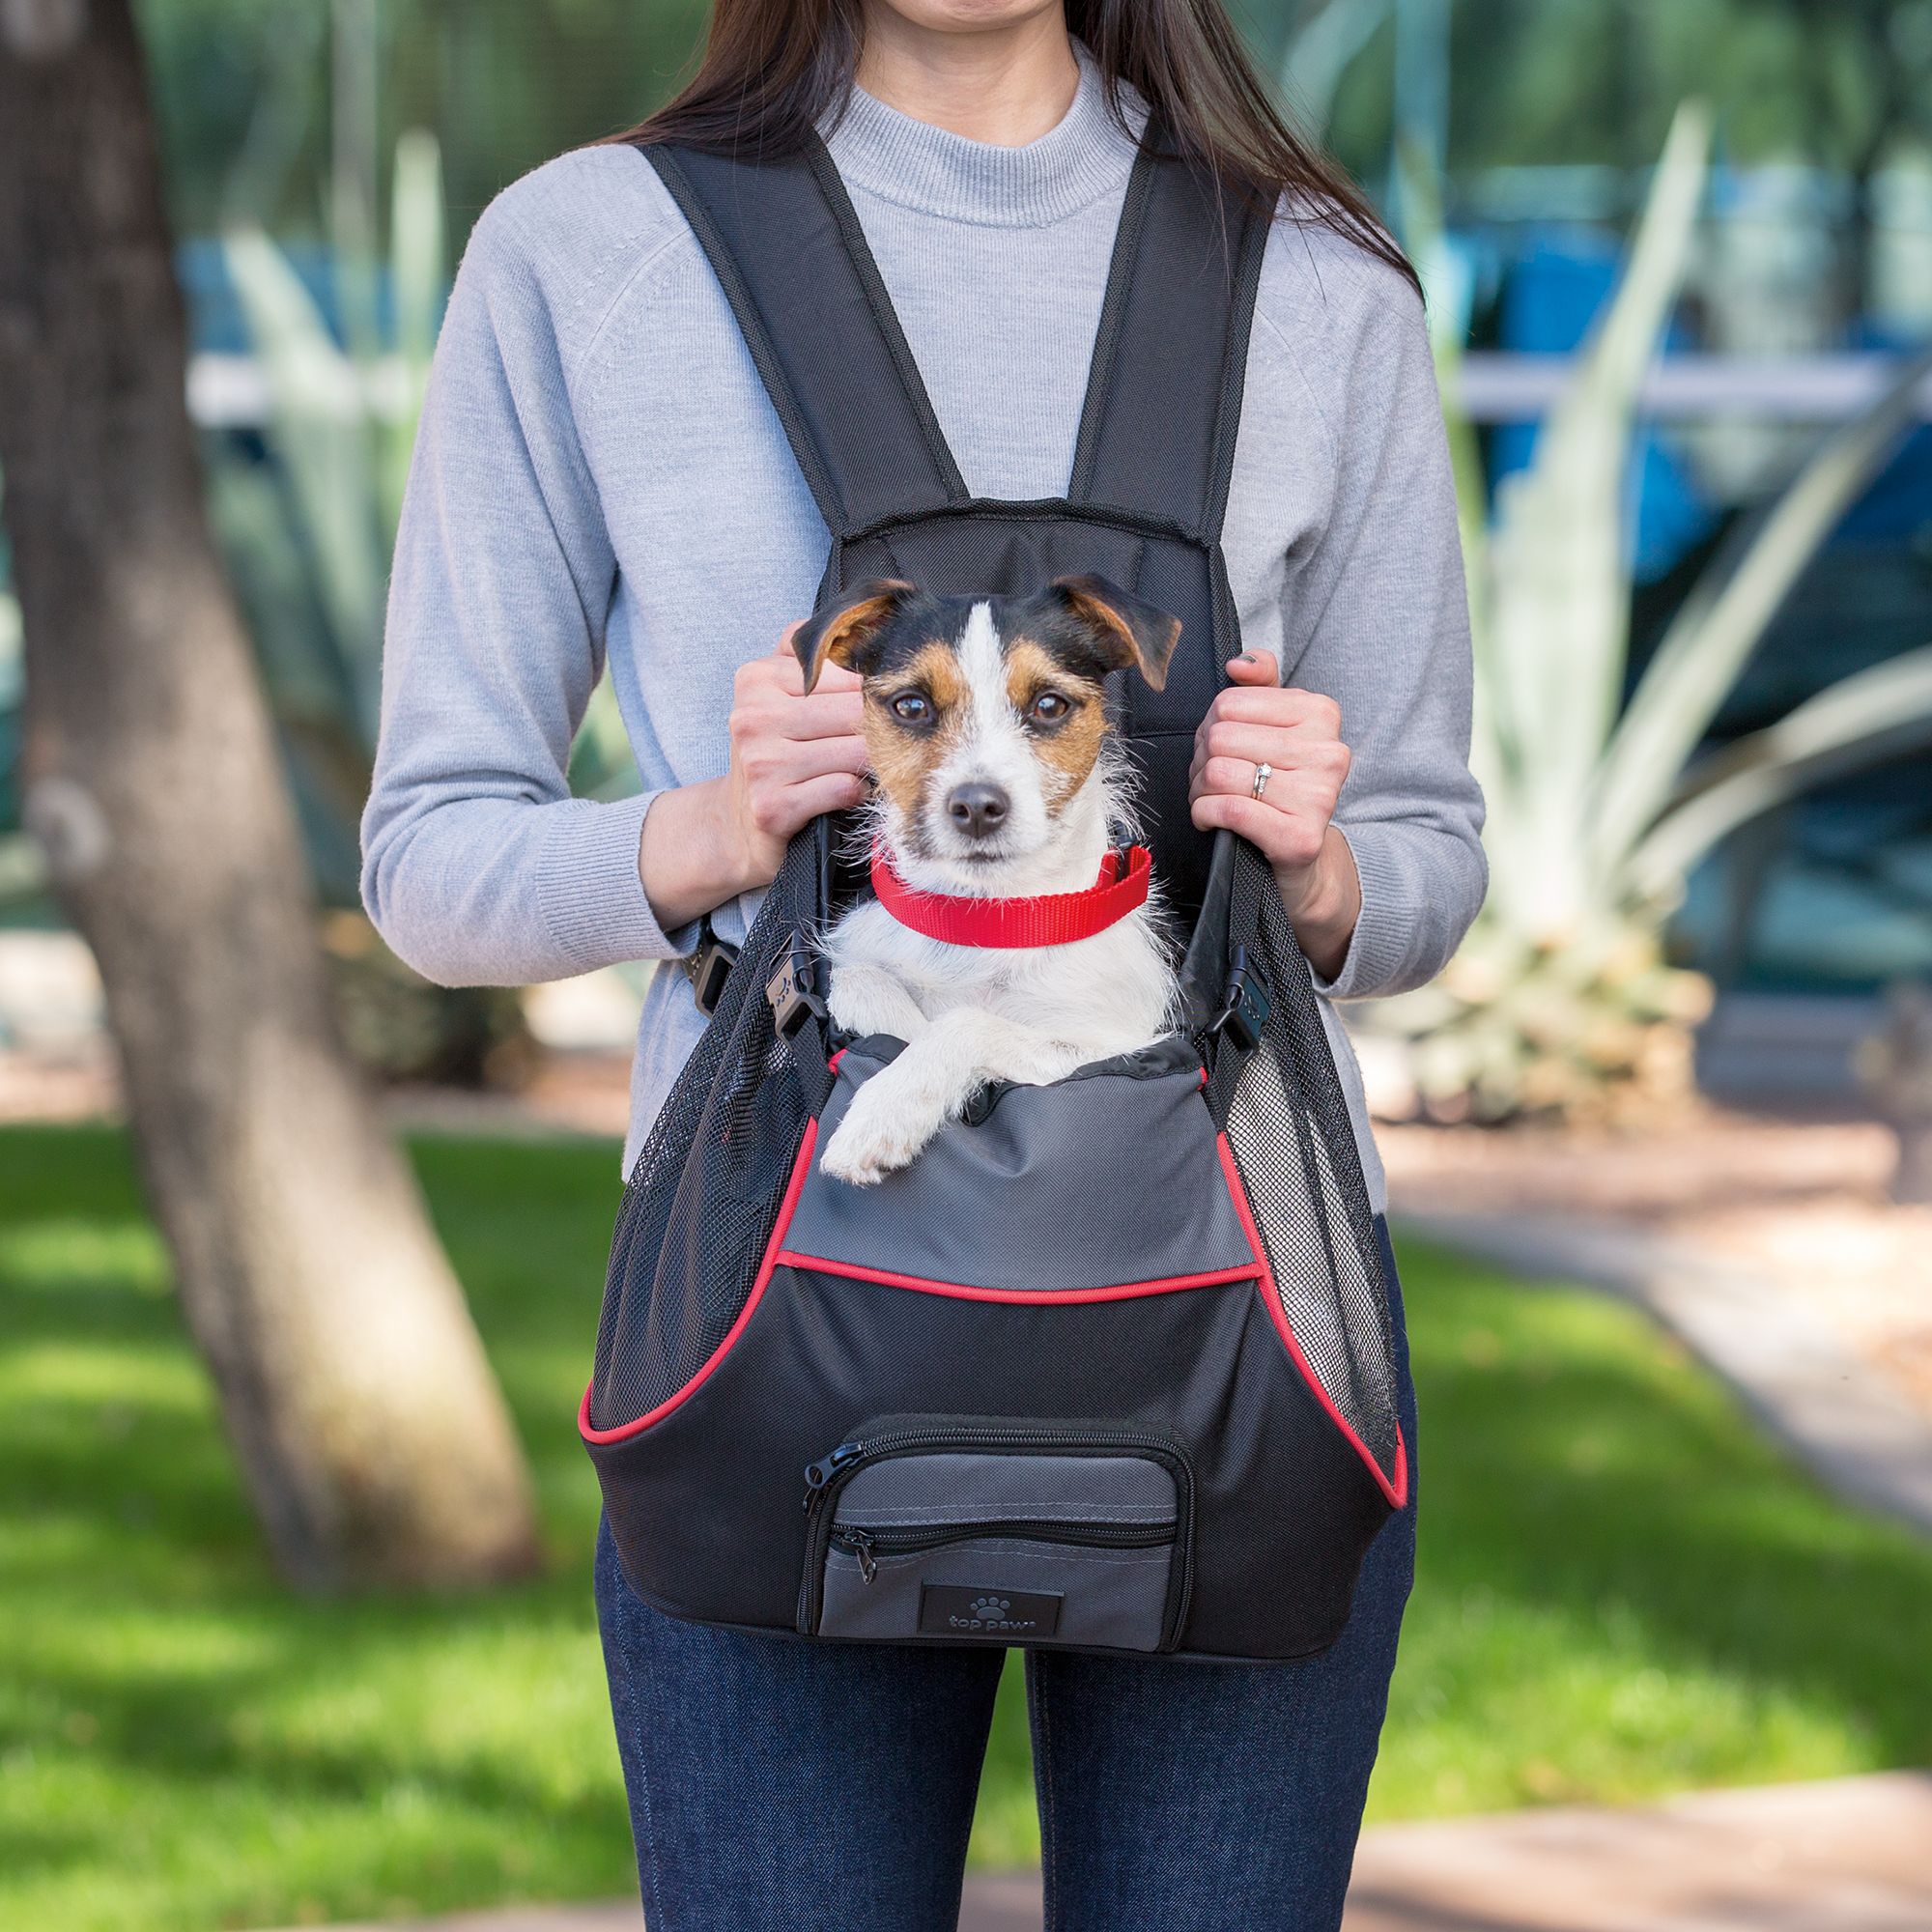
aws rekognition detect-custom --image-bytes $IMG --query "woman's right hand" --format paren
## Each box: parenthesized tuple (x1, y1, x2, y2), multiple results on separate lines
(639, 630, 869, 931)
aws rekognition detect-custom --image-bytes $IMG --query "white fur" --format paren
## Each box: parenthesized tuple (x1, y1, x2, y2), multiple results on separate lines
(817, 602, 1178, 1186)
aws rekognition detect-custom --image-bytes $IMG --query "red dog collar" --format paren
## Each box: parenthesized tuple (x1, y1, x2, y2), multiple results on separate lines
(870, 844, 1152, 949)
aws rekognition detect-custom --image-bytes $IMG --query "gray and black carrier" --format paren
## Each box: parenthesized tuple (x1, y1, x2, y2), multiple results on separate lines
(580, 123, 1408, 1663)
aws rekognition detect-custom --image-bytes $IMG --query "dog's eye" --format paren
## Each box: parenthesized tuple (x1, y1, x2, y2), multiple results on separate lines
(1028, 691, 1073, 725)
(890, 692, 932, 725)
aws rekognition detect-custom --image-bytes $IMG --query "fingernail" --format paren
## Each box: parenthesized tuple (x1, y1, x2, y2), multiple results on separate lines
(1234, 652, 1257, 665)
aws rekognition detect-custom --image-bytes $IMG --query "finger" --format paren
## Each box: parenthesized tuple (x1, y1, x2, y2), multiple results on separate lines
(756, 734, 871, 784)
(739, 688, 867, 742)
(774, 770, 869, 835)
(1189, 790, 1326, 869)
(757, 632, 864, 699)
(780, 691, 867, 741)
(1190, 761, 1334, 825)
(1197, 721, 1350, 779)
(1224, 650, 1281, 688)
(1203, 684, 1342, 731)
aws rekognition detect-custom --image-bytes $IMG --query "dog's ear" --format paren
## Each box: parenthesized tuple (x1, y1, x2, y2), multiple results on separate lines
(793, 580, 918, 693)
(1048, 575, 1181, 692)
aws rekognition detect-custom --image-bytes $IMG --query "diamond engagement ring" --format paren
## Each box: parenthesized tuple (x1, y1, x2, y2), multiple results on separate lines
(1250, 761, 1274, 801)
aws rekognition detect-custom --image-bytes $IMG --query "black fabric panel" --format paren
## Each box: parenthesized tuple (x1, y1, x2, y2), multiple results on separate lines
(643, 142, 967, 538)
(590, 1256, 1393, 1661)
(783, 1051, 1253, 1292)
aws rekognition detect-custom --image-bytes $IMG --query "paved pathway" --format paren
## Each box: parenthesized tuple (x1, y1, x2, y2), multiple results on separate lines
(1398, 1209, 1932, 1537)
(258, 1772, 1932, 1932)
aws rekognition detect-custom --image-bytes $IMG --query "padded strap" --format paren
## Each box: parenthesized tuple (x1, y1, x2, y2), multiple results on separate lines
(643, 141, 969, 540)
(1070, 143, 1269, 543)
(644, 129, 1267, 547)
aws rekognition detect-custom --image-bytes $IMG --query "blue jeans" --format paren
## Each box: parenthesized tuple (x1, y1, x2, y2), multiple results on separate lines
(595, 1225, 1416, 1931)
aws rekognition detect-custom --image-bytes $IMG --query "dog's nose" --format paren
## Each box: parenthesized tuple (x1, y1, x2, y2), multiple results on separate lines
(946, 781, 1010, 838)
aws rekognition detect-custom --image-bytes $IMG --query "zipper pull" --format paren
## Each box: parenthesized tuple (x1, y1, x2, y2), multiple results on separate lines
(802, 1442, 865, 1509)
(838, 1527, 878, 1584)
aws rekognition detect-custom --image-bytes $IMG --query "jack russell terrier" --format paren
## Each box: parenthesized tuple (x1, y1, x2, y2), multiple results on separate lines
(792, 576, 1182, 1186)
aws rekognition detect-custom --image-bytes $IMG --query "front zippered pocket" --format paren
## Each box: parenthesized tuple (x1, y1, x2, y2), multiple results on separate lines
(830, 1518, 1178, 1581)
(797, 1415, 1195, 1653)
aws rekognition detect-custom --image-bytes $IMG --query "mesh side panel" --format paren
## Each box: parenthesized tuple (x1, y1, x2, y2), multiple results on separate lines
(1211, 841, 1400, 1481)
(588, 839, 826, 1433)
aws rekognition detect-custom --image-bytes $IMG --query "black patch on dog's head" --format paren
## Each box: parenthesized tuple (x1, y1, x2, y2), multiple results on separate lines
(1017, 576, 1182, 692)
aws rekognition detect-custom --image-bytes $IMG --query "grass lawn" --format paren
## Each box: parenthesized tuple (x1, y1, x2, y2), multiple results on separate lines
(2, 1124, 1929, 1929)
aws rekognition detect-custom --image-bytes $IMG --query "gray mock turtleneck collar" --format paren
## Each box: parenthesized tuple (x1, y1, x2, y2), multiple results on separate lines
(825, 44, 1140, 229)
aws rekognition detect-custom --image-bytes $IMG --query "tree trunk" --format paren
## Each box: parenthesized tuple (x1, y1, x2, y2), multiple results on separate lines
(0, 0, 541, 1591)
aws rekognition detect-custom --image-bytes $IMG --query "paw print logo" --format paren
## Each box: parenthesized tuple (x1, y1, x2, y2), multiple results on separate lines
(971, 1597, 1010, 1619)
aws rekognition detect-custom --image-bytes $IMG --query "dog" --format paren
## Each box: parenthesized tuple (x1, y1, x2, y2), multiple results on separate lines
(792, 576, 1182, 1186)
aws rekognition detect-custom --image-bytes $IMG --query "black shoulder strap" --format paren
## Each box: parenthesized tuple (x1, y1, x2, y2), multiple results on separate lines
(643, 128, 1267, 548)
(642, 140, 968, 541)
(1070, 141, 1270, 544)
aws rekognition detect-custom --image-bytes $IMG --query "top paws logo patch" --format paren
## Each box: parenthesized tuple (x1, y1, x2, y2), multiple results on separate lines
(919, 1582, 1063, 1638)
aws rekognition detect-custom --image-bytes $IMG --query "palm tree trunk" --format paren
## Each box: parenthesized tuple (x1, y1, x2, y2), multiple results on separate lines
(0, 0, 541, 1590)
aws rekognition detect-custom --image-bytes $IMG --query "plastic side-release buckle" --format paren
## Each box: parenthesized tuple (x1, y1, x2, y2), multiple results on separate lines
(686, 919, 739, 1017)
(1211, 944, 1272, 1054)
(765, 933, 827, 1039)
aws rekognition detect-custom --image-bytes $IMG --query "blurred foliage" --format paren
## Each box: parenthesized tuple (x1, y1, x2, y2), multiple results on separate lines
(1365, 105, 1932, 1122)
(137, 0, 709, 238)
(4, 1128, 1930, 1923)
(213, 128, 539, 1082)
(126, 3, 1932, 247)
(1275, 0, 1932, 179)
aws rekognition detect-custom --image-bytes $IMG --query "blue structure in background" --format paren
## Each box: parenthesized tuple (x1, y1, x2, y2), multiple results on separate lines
(1489, 235, 1718, 582)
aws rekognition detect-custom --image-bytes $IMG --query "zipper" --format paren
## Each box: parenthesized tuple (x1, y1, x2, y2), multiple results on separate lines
(796, 1419, 1196, 1645)
(831, 1518, 1176, 1587)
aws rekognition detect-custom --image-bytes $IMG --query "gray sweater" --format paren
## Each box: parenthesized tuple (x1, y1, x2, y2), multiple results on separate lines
(360, 56, 1485, 1209)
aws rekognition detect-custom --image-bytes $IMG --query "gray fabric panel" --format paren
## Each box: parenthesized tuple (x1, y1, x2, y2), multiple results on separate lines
(835, 1452, 1177, 1528)
(817, 1537, 1174, 1650)
(786, 1055, 1255, 1291)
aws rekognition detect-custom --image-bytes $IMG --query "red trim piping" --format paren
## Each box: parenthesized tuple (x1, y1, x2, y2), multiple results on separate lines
(774, 1250, 1257, 1303)
(871, 844, 1151, 950)
(1213, 1133, 1409, 1510)
(579, 1118, 820, 1446)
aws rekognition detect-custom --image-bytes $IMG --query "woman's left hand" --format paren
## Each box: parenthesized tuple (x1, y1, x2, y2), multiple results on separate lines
(1187, 651, 1362, 980)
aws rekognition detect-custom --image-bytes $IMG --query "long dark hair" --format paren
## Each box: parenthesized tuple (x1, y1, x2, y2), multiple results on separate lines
(615, 1, 1419, 298)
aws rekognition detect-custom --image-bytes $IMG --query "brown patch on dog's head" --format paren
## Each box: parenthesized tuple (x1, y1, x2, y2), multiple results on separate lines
(1002, 638, 1110, 806)
(1045, 575, 1181, 692)
(863, 639, 971, 826)
(792, 580, 918, 693)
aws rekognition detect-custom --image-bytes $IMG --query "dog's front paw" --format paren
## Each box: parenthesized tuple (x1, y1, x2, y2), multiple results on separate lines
(819, 1079, 944, 1186)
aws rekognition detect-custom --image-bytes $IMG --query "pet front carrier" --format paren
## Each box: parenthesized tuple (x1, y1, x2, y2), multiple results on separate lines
(578, 122, 1407, 1662)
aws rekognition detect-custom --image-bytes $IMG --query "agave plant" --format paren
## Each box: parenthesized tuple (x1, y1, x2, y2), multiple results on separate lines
(1364, 102, 1932, 1121)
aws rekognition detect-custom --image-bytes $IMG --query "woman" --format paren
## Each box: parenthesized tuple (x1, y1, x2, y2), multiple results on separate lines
(363, 1, 1484, 1924)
